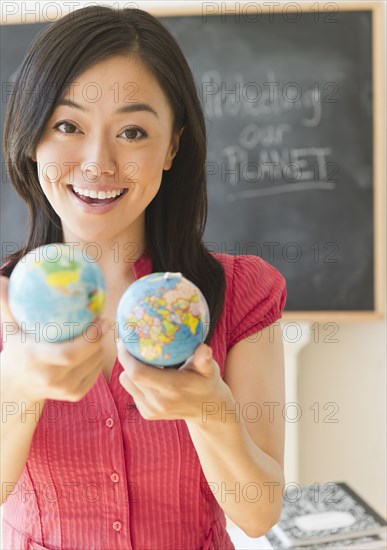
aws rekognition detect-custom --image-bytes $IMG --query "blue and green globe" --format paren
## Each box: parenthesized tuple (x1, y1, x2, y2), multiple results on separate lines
(117, 272, 210, 367)
(9, 244, 106, 342)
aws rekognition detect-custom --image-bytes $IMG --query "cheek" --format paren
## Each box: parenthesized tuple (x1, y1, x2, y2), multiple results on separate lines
(36, 144, 68, 186)
(36, 141, 166, 190)
(126, 148, 166, 179)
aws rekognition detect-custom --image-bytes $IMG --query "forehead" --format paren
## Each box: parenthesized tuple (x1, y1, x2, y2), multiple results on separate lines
(59, 54, 170, 114)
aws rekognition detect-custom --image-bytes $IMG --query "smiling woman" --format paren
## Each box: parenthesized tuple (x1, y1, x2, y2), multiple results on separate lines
(2, 8, 213, 294)
(1, 5, 287, 550)
(30, 53, 183, 246)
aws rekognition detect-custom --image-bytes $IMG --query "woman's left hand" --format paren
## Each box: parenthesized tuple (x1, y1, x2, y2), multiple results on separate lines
(117, 339, 229, 422)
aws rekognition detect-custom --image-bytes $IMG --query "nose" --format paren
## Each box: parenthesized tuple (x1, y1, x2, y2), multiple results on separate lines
(82, 160, 118, 182)
(81, 139, 118, 183)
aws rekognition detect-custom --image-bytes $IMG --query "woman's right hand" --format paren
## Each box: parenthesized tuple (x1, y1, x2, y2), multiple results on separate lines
(0, 275, 109, 403)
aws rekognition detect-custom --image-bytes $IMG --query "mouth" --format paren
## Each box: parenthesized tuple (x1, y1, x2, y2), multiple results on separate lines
(67, 185, 129, 214)
(69, 185, 128, 204)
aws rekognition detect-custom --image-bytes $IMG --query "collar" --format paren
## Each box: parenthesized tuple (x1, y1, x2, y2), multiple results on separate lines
(132, 247, 152, 280)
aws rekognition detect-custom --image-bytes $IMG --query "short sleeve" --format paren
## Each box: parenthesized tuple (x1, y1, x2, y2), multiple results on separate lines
(226, 255, 287, 351)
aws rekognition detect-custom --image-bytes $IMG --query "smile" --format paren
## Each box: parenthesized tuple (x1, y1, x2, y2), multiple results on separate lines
(67, 184, 129, 214)
(72, 185, 125, 200)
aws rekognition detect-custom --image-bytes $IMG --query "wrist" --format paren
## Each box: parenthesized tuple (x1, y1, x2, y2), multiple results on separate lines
(1, 382, 46, 412)
(188, 382, 238, 429)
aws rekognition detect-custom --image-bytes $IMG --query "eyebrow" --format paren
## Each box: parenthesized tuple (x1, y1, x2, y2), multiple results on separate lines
(56, 98, 159, 118)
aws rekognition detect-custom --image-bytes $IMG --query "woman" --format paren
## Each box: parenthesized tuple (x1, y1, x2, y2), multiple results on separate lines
(1, 6, 287, 549)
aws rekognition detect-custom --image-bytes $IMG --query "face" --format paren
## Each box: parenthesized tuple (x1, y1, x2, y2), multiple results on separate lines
(33, 54, 183, 246)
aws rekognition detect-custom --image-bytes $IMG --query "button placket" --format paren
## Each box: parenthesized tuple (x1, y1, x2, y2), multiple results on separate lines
(102, 379, 136, 547)
(111, 472, 120, 483)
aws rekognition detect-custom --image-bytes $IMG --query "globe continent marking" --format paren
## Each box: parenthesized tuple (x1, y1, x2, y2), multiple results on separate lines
(125, 278, 205, 363)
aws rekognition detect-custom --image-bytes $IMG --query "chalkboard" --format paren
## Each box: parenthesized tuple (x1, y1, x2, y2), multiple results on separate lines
(1, 4, 385, 319)
(0, 22, 49, 271)
(160, 7, 380, 316)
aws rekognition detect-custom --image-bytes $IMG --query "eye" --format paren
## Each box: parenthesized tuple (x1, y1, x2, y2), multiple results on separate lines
(52, 121, 147, 142)
(120, 127, 147, 142)
(52, 121, 79, 135)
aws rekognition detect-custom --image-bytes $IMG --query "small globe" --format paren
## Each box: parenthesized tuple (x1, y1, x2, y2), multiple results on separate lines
(9, 244, 106, 343)
(116, 272, 210, 367)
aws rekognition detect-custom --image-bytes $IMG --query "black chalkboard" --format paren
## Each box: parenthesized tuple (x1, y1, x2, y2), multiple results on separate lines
(0, 9, 377, 314)
(160, 10, 375, 313)
(1, 22, 49, 268)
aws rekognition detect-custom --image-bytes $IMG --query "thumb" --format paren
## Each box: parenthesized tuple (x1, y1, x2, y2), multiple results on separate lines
(0, 276, 19, 351)
(192, 343, 213, 372)
(0, 276, 18, 325)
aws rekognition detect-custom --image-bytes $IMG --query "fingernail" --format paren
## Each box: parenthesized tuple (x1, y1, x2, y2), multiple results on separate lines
(205, 345, 212, 360)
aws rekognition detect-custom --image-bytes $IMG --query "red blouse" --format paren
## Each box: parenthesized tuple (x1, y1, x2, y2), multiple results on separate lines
(1, 249, 287, 549)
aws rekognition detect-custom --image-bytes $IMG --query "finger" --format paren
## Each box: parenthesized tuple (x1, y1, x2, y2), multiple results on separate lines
(37, 349, 102, 390)
(71, 351, 104, 380)
(0, 277, 20, 350)
(117, 339, 172, 391)
(119, 370, 146, 403)
(77, 363, 104, 396)
(190, 344, 215, 375)
(0, 276, 18, 325)
(52, 363, 102, 402)
(37, 319, 109, 366)
(119, 341, 216, 388)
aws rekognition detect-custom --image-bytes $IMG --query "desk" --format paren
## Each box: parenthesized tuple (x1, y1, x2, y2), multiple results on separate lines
(227, 525, 387, 550)
(227, 526, 274, 549)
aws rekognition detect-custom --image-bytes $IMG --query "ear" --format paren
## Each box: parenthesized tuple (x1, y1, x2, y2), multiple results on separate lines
(163, 127, 185, 171)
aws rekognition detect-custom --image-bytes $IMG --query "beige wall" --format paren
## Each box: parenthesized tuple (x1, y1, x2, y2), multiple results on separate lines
(298, 321, 387, 518)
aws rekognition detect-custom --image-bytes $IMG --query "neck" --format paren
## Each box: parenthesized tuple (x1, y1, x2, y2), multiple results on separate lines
(63, 231, 146, 289)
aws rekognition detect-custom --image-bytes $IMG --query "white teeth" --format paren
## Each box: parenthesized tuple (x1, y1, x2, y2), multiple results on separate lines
(72, 185, 124, 199)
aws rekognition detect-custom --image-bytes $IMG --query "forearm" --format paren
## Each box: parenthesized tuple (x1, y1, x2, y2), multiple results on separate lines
(185, 387, 284, 538)
(1, 389, 45, 506)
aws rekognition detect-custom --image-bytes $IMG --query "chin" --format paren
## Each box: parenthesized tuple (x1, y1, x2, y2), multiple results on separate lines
(65, 225, 110, 246)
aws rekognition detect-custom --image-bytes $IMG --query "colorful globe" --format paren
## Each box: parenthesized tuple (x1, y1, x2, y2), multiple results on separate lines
(9, 244, 106, 343)
(116, 272, 210, 367)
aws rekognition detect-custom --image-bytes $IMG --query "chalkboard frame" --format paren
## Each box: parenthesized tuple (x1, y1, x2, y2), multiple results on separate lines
(148, 0, 385, 322)
(2, 1, 385, 322)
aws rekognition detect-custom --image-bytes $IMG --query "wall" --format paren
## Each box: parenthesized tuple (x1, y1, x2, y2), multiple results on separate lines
(298, 321, 387, 517)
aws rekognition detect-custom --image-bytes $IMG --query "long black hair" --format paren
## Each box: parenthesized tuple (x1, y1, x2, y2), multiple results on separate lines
(2, 6, 226, 343)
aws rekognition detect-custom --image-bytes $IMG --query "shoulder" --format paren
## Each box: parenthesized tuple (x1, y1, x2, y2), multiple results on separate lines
(210, 251, 286, 294)
(209, 252, 287, 351)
